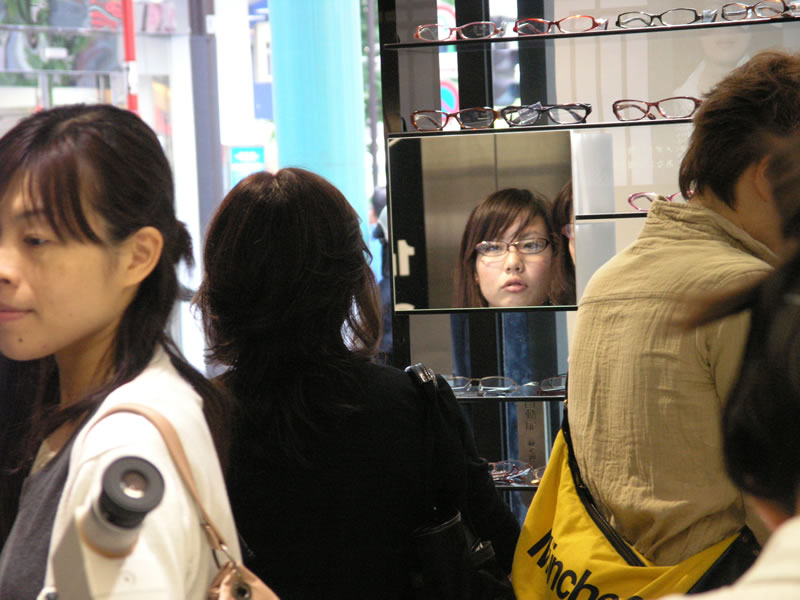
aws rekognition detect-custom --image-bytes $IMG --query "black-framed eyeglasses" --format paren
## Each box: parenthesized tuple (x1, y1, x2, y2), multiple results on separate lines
(411, 107, 499, 131)
(612, 96, 701, 121)
(414, 21, 504, 41)
(513, 15, 608, 35)
(475, 238, 551, 257)
(501, 102, 592, 126)
(616, 8, 718, 28)
(721, 0, 792, 20)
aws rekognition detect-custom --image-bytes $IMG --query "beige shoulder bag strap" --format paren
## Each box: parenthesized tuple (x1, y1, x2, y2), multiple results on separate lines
(96, 403, 279, 600)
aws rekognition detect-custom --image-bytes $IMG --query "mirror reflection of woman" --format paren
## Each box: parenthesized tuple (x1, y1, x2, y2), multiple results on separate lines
(454, 188, 555, 308)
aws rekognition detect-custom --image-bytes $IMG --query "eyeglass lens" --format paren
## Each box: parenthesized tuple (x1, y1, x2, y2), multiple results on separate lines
(617, 8, 702, 28)
(721, 1, 787, 20)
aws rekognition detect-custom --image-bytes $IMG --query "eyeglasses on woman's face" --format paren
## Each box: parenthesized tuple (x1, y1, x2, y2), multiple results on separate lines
(501, 102, 592, 126)
(612, 97, 701, 121)
(513, 15, 607, 35)
(414, 21, 503, 41)
(411, 107, 499, 131)
(474, 238, 551, 258)
(616, 8, 717, 28)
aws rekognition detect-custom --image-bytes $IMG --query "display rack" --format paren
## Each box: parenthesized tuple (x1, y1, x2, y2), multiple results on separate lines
(377, 0, 800, 495)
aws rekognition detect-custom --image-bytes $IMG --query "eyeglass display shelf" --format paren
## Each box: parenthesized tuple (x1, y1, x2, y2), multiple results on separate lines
(397, 305, 576, 315)
(388, 116, 693, 138)
(383, 14, 800, 49)
(494, 482, 539, 491)
(456, 394, 566, 404)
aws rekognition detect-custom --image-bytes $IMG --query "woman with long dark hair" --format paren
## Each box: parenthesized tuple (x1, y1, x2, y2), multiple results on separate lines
(0, 104, 239, 598)
(195, 168, 520, 599)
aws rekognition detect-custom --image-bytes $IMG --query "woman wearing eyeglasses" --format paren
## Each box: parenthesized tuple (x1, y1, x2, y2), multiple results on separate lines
(453, 187, 557, 308)
(194, 168, 520, 599)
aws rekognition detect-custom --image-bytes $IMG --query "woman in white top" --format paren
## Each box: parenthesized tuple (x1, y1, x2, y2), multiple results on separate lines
(0, 104, 240, 599)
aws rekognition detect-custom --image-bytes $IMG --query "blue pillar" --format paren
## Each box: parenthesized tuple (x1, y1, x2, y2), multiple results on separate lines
(270, 1, 368, 236)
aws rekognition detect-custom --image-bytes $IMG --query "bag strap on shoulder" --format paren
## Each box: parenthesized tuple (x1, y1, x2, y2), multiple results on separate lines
(91, 403, 230, 554)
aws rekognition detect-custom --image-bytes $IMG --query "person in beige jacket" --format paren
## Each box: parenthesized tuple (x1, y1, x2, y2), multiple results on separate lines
(568, 49, 800, 569)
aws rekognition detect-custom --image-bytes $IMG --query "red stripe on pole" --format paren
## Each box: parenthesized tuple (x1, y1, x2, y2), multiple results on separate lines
(122, 0, 136, 62)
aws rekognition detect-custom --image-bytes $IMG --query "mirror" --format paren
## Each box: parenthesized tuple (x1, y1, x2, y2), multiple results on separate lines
(389, 130, 574, 311)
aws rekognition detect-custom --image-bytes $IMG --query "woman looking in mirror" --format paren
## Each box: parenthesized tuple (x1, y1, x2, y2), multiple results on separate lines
(549, 181, 577, 305)
(454, 188, 556, 308)
(194, 168, 520, 598)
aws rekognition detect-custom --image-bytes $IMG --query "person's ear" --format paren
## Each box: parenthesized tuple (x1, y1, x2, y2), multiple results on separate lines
(120, 226, 164, 287)
(748, 495, 793, 533)
(753, 155, 773, 204)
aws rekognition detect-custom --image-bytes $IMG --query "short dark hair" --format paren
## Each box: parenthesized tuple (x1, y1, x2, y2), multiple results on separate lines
(194, 168, 382, 461)
(453, 188, 553, 308)
(679, 50, 800, 207)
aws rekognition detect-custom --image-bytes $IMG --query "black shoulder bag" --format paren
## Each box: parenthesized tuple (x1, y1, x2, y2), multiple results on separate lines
(405, 363, 516, 600)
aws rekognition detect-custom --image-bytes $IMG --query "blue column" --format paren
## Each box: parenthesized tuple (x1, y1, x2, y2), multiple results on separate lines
(270, 1, 368, 235)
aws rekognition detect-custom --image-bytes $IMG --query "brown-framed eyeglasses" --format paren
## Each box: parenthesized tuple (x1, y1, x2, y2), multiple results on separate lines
(627, 192, 684, 212)
(612, 97, 701, 121)
(411, 107, 500, 131)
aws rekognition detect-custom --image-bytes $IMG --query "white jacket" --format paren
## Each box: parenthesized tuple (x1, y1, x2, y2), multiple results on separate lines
(660, 516, 800, 600)
(38, 348, 241, 599)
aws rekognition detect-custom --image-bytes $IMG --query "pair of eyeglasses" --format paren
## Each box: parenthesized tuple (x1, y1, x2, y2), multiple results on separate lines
(612, 97, 701, 121)
(561, 223, 575, 240)
(721, 0, 794, 20)
(411, 102, 591, 131)
(475, 238, 551, 258)
(627, 192, 683, 212)
(411, 107, 499, 131)
(414, 21, 503, 41)
(513, 15, 608, 35)
(616, 8, 718, 28)
(489, 460, 545, 486)
(501, 102, 592, 126)
(445, 374, 566, 397)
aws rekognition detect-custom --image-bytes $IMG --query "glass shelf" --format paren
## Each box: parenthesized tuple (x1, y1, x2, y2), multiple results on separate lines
(388, 117, 693, 138)
(384, 14, 800, 49)
(457, 394, 566, 404)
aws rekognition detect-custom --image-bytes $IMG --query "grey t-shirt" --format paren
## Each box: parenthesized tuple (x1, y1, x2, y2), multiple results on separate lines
(0, 435, 76, 600)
